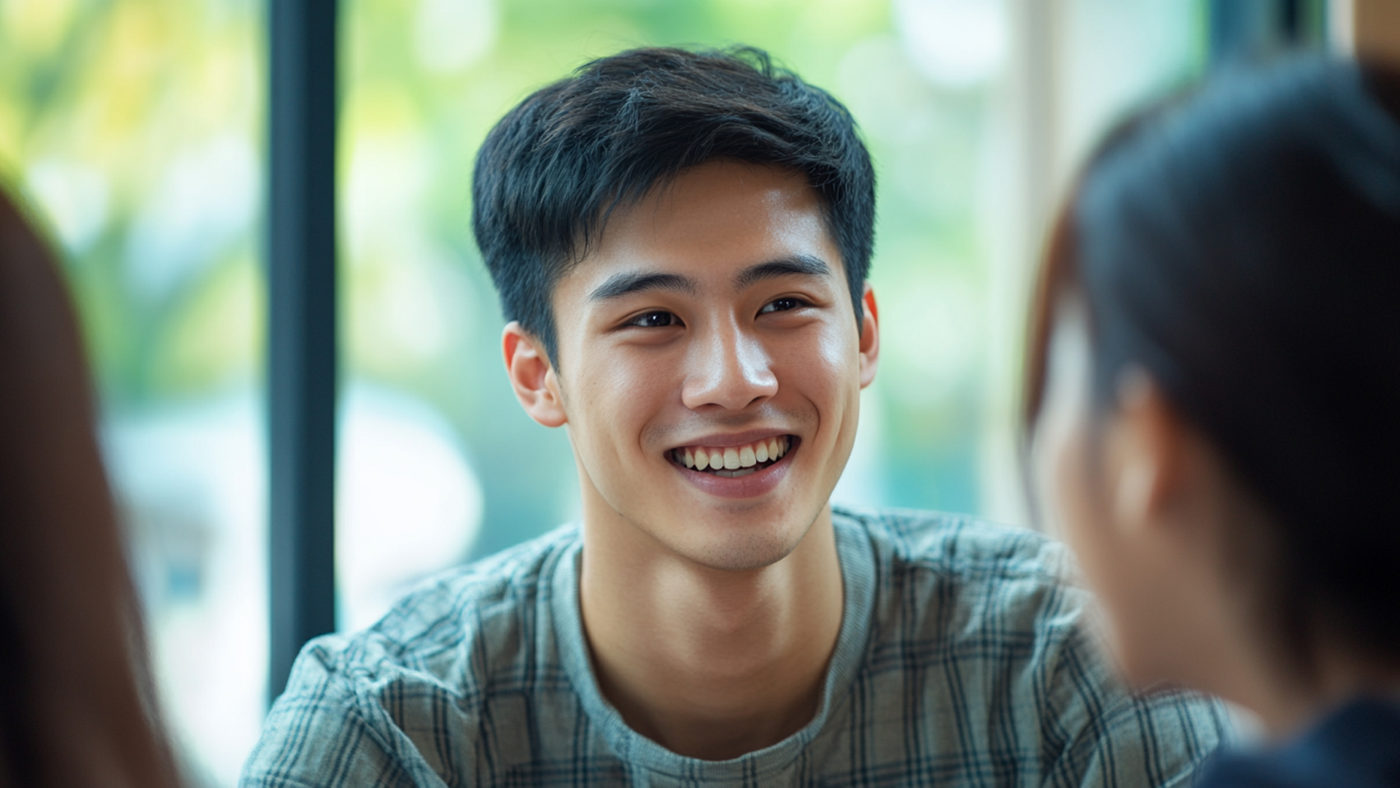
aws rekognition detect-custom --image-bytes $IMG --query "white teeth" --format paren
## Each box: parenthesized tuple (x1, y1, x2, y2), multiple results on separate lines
(712, 467, 758, 478)
(674, 436, 793, 473)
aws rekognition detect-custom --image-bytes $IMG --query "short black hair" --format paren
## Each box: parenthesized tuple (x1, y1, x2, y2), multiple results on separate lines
(1024, 56, 1400, 677)
(471, 45, 876, 366)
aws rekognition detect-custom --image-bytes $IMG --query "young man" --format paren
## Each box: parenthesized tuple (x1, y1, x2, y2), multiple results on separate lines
(244, 46, 1230, 785)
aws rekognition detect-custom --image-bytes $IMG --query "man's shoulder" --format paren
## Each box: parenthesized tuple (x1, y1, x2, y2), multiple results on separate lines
(829, 504, 1231, 785)
(294, 524, 578, 687)
(835, 503, 1091, 676)
(385, 524, 578, 630)
(833, 502, 1074, 587)
(242, 526, 582, 786)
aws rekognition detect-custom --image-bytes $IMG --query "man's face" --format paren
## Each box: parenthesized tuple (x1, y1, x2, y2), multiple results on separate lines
(513, 160, 878, 572)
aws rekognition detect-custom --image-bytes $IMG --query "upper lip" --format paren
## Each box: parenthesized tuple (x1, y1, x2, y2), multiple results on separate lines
(668, 429, 794, 450)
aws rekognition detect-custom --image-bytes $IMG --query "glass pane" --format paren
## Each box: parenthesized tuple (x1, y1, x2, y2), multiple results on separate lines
(0, 2, 265, 785)
(336, 0, 1208, 631)
(1060, 0, 1208, 181)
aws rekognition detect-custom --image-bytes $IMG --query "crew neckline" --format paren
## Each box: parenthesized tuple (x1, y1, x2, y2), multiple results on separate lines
(548, 511, 878, 781)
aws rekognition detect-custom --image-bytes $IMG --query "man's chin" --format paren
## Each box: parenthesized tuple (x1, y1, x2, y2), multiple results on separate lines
(669, 506, 831, 573)
(682, 538, 803, 573)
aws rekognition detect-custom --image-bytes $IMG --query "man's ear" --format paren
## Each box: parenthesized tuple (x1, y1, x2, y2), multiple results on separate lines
(858, 283, 880, 389)
(1104, 371, 1185, 533)
(502, 322, 567, 428)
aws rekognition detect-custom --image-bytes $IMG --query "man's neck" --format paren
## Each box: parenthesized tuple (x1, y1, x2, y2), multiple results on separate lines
(578, 507, 844, 760)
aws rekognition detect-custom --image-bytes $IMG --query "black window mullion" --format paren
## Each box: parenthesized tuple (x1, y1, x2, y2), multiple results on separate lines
(266, 0, 339, 705)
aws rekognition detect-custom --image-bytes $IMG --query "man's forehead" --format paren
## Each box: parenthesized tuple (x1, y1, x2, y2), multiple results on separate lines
(583, 255, 836, 304)
(618, 160, 820, 226)
(578, 166, 837, 261)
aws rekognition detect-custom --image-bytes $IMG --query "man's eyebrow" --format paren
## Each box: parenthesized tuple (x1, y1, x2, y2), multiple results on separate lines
(733, 255, 832, 290)
(588, 271, 698, 302)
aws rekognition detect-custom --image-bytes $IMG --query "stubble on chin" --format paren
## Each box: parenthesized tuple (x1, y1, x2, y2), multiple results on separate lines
(675, 501, 831, 573)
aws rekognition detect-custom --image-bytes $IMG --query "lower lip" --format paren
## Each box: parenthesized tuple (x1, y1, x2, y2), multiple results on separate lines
(672, 442, 796, 500)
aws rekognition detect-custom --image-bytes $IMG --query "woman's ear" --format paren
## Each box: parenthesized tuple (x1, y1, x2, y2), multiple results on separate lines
(858, 284, 880, 388)
(1104, 371, 1186, 533)
(502, 322, 567, 428)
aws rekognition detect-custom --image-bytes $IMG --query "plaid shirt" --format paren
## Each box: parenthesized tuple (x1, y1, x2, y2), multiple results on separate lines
(243, 506, 1230, 786)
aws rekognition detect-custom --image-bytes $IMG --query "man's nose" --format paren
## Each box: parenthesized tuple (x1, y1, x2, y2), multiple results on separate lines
(680, 322, 779, 411)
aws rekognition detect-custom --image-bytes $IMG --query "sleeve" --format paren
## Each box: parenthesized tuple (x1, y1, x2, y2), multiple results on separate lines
(239, 640, 451, 788)
(1038, 628, 1235, 788)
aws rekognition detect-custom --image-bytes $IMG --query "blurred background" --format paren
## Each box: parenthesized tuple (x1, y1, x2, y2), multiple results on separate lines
(0, 0, 1349, 784)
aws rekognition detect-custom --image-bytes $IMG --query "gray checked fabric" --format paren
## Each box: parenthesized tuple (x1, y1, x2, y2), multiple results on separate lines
(242, 505, 1231, 786)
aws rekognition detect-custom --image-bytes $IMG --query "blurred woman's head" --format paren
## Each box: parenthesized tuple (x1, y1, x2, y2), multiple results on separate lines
(1023, 57, 1400, 731)
(0, 185, 180, 786)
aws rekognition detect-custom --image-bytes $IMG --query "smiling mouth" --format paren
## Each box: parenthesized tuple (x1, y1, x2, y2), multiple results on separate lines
(669, 436, 795, 478)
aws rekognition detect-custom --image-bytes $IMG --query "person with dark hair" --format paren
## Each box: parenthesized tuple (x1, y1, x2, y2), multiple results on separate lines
(246, 45, 1227, 785)
(0, 185, 183, 787)
(1025, 56, 1400, 787)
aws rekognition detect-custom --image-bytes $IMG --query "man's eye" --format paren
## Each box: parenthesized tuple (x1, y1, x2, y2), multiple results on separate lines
(627, 311, 681, 328)
(760, 297, 807, 314)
